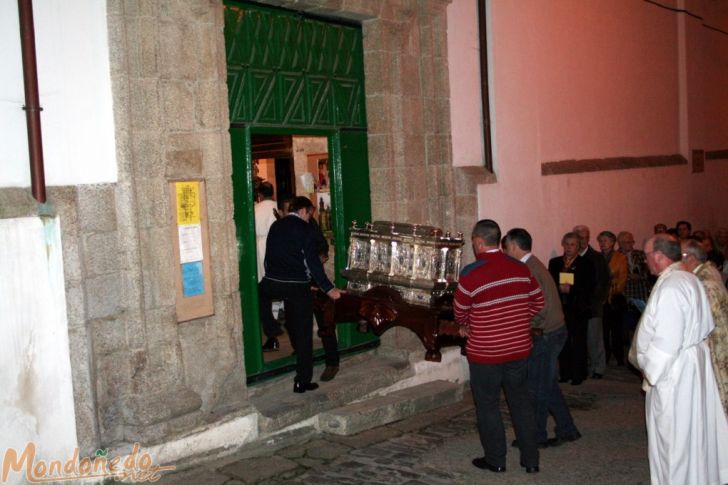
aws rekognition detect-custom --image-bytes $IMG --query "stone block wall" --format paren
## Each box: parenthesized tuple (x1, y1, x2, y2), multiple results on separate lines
(91, 0, 247, 448)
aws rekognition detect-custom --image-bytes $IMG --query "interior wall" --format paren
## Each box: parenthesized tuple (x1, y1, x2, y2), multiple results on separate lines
(448, 0, 728, 259)
(292, 136, 327, 197)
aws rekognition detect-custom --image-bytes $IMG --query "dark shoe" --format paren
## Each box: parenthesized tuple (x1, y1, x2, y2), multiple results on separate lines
(293, 382, 319, 393)
(522, 464, 540, 473)
(571, 379, 584, 385)
(320, 365, 339, 382)
(592, 373, 603, 379)
(511, 439, 548, 449)
(558, 377, 569, 383)
(472, 457, 505, 472)
(547, 431, 582, 447)
(262, 337, 279, 352)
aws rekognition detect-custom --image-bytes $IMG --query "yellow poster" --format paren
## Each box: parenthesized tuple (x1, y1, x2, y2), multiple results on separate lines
(559, 272, 575, 285)
(176, 181, 200, 225)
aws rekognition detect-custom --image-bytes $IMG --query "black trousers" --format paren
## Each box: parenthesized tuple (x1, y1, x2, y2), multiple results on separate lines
(469, 359, 539, 468)
(259, 278, 314, 384)
(559, 312, 588, 383)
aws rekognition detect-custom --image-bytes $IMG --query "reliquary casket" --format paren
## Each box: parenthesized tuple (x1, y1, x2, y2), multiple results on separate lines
(341, 221, 464, 306)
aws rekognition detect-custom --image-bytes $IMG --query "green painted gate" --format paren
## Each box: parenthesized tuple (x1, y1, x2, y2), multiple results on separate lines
(224, 1, 377, 380)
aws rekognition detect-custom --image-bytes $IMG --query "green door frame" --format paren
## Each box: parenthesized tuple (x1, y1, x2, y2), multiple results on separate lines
(225, 0, 375, 382)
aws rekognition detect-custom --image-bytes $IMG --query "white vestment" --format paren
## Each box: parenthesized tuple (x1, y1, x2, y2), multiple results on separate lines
(633, 262, 728, 485)
(254, 199, 278, 282)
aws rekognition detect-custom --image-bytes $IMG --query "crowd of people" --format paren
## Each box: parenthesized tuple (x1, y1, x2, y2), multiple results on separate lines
(254, 180, 728, 482)
(454, 219, 728, 483)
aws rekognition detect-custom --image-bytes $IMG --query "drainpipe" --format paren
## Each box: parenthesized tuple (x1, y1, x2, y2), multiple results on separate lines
(18, 0, 46, 203)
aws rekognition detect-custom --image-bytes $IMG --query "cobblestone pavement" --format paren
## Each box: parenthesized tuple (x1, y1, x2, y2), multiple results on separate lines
(155, 364, 650, 484)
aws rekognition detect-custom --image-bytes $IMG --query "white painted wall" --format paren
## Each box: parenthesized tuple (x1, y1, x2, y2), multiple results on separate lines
(448, 0, 728, 260)
(0, 0, 117, 188)
(0, 217, 78, 485)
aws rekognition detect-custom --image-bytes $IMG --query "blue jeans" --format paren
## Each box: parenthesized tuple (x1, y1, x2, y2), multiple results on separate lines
(469, 359, 539, 468)
(528, 326, 579, 442)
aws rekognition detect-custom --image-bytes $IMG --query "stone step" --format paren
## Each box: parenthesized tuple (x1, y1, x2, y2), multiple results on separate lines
(318, 380, 463, 436)
(250, 354, 414, 433)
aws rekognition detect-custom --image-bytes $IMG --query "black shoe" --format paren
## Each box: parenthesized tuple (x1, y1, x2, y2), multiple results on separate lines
(521, 463, 540, 473)
(511, 439, 548, 449)
(571, 379, 584, 385)
(472, 457, 505, 472)
(558, 377, 569, 383)
(262, 337, 279, 352)
(293, 382, 319, 393)
(547, 431, 582, 447)
(320, 365, 339, 382)
(592, 373, 603, 379)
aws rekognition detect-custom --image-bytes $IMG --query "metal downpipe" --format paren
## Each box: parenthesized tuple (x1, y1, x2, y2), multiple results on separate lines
(18, 0, 46, 203)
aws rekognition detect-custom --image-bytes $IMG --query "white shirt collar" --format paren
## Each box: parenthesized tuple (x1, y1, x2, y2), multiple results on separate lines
(520, 253, 532, 263)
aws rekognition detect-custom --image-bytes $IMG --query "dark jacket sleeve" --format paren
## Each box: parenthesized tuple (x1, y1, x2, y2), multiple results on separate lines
(573, 256, 596, 319)
(309, 218, 329, 258)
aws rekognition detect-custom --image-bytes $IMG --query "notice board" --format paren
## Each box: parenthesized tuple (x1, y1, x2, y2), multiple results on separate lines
(169, 180, 214, 322)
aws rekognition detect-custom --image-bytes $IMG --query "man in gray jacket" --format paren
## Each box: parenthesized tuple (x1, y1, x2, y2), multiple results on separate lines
(504, 228, 582, 447)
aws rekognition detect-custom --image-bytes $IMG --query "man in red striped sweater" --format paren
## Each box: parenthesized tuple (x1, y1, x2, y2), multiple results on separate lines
(455, 219, 545, 474)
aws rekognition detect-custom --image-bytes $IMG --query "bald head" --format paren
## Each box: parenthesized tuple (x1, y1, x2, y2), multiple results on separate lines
(617, 231, 635, 253)
(573, 225, 590, 251)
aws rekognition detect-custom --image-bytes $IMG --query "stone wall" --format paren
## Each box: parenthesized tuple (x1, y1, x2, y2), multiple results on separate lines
(93, 0, 246, 448)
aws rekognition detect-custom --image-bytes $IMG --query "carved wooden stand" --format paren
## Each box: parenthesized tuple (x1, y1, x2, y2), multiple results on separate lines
(315, 286, 465, 362)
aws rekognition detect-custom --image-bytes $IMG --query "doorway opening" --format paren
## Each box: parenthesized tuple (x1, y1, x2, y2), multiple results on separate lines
(252, 134, 337, 365)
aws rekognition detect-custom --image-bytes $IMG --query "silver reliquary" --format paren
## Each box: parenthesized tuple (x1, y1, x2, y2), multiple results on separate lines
(341, 221, 464, 306)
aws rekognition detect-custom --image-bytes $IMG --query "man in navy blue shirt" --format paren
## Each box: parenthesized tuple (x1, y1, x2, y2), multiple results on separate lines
(259, 196, 342, 393)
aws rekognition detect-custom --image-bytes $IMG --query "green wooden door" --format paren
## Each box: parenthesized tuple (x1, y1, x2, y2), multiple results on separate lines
(330, 130, 375, 348)
(225, 1, 377, 380)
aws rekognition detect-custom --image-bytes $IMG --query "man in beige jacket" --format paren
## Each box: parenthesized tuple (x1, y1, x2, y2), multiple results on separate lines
(504, 228, 581, 447)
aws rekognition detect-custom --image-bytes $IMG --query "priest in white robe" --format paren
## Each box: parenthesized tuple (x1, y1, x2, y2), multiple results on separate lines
(631, 234, 728, 485)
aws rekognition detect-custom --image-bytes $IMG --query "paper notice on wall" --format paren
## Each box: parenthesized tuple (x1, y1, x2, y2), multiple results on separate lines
(178, 224, 203, 263)
(176, 181, 201, 225)
(181, 261, 205, 297)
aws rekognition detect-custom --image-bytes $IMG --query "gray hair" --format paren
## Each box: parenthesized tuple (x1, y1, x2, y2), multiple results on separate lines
(653, 234, 681, 262)
(682, 239, 707, 263)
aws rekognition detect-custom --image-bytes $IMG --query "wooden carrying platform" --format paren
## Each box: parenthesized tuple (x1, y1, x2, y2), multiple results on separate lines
(314, 286, 465, 362)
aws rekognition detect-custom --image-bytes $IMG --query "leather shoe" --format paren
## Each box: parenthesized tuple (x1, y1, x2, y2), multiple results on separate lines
(262, 337, 279, 352)
(293, 382, 319, 393)
(547, 431, 582, 447)
(592, 372, 603, 379)
(320, 365, 339, 382)
(472, 457, 505, 472)
(522, 464, 539, 473)
(511, 439, 548, 449)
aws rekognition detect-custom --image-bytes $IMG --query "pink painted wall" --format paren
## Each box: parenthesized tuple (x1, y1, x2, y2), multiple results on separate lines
(448, 0, 728, 260)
